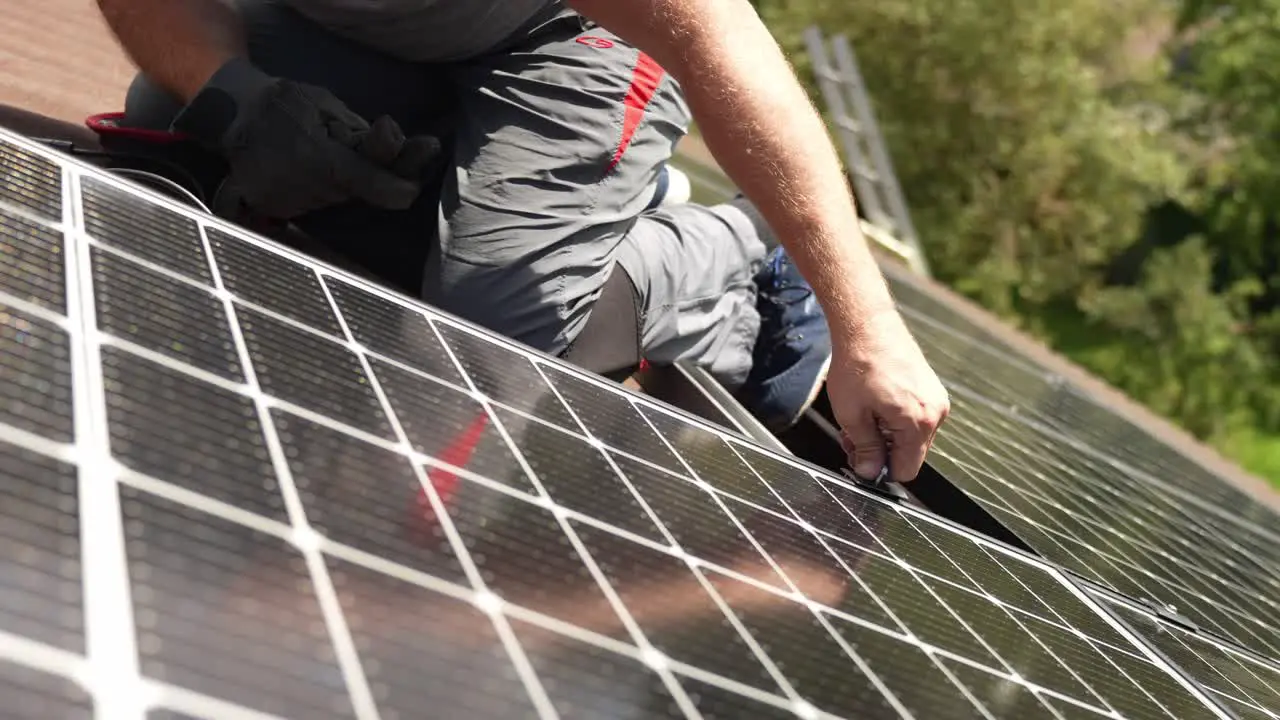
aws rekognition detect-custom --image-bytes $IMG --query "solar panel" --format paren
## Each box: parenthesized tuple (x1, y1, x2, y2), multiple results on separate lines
(0, 126, 1246, 718)
(1098, 590, 1280, 720)
(878, 264, 1280, 707)
(882, 266, 1278, 524)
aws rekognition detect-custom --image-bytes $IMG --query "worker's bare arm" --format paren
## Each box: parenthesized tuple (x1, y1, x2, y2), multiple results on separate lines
(565, 0, 950, 482)
(97, 0, 245, 101)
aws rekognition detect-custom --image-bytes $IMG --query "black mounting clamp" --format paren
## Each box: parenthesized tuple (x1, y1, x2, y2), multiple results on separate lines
(842, 465, 910, 503)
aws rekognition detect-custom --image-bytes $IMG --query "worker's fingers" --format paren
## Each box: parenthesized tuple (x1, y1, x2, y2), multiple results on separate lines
(333, 145, 424, 211)
(886, 421, 930, 484)
(393, 134, 444, 180)
(356, 115, 407, 168)
(843, 411, 888, 481)
(884, 392, 949, 483)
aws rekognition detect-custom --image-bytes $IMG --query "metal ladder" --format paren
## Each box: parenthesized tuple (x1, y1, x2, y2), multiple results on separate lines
(802, 26, 930, 277)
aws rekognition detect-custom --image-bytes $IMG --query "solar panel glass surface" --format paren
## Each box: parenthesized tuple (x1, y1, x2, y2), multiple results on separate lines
(883, 267, 1280, 665)
(0, 128, 1245, 718)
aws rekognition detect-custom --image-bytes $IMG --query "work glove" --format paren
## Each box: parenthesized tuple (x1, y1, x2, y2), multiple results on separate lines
(172, 57, 441, 221)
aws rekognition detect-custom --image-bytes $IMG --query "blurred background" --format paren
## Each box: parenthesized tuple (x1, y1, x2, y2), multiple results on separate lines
(2, 0, 1276, 485)
(745, 0, 1280, 485)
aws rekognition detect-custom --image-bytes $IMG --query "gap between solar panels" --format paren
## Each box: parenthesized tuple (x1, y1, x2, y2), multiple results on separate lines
(0, 126, 1273, 720)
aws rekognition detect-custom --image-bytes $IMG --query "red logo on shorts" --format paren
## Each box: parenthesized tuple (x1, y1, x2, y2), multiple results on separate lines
(576, 35, 615, 49)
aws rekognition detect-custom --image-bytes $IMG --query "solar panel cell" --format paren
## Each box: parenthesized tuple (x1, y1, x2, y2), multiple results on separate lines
(278, 410, 466, 582)
(0, 208, 64, 312)
(239, 308, 394, 440)
(103, 346, 285, 522)
(0, 305, 73, 442)
(638, 406, 792, 514)
(208, 228, 343, 338)
(0, 441, 82, 653)
(91, 248, 242, 381)
(572, 522, 784, 693)
(80, 177, 210, 283)
(1041, 696, 1117, 719)
(445, 481, 624, 629)
(843, 551, 1006, 668)
(0, 141, 61, 220)
(498, 408, 666, 542)
(513, 619, 686, 719)
(542, 366, 684, 471)
(825, 617, 991, 720)
(432, 322, 574, 427)
(329, 279, 463, 386)
(678, 677, 797, 719)
(940, 661, 1070, 719)
(608, 452, 789, 589)
(373, 359, 536, 493)
(327, 559, 542, 720)
(122, 487, 353, 718)
(703, 569, 908, 719)
(1, 659, 93, 720)
(1218, 696, 1277, 720)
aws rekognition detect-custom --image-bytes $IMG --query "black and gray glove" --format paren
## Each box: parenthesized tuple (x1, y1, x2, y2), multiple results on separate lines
(172, 58, 440, 221)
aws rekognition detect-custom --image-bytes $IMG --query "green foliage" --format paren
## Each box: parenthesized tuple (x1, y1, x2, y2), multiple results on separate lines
(1079, 237, 1266, 438)
(753, 0, 1280, 480)
(763, 0, 1185, 315)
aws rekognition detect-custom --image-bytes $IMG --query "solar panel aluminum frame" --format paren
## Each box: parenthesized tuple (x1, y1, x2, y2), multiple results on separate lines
(634, 359, 792, 456)
(0, 126, 1256, 720)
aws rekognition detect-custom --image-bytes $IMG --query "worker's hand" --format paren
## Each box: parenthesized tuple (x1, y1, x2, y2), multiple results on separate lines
(173, 58, 441, 220)
(826, 307, 950, 483)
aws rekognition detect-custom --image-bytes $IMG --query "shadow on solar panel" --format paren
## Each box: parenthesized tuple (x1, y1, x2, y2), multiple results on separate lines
(0, 125, 1275, 720)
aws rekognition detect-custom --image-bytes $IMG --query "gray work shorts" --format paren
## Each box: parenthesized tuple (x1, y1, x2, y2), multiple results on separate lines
(125, 0, 765, 386)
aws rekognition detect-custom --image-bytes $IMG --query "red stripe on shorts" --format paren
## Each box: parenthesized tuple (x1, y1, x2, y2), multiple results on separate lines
(606, 52, 666, 173)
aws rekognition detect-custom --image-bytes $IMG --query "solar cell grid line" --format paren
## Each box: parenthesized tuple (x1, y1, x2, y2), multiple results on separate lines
(879, 265, 1043, 366)
(194, 218, 387, 719)
(882, 267, 1280, 707)
(921, 415, 1280, 664)
(521, 352, 887, 717)
(932, 398, 1280, 603)
(926, 342, 1278, 533)
(929, 468, 1280, 661)
(535, 358, 1233, 717)
(326, 290, 698, 719)
(62, 161, 139, 719)
(923, 346, 1268, 526)
(0, 128, 1248, 720)
(898, 309, 1074, 420)
(977, 453, 1280, 650)
(889, 516, 1239, 720)
(588, 394, 947, 718)
(222, 297, 988, 717)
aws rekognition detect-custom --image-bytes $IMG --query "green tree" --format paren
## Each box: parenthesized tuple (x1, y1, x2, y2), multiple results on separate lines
(761, 0, 1186, 317)
(753, 0, 1280, 478)
(1080, 237, 1267, 438)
